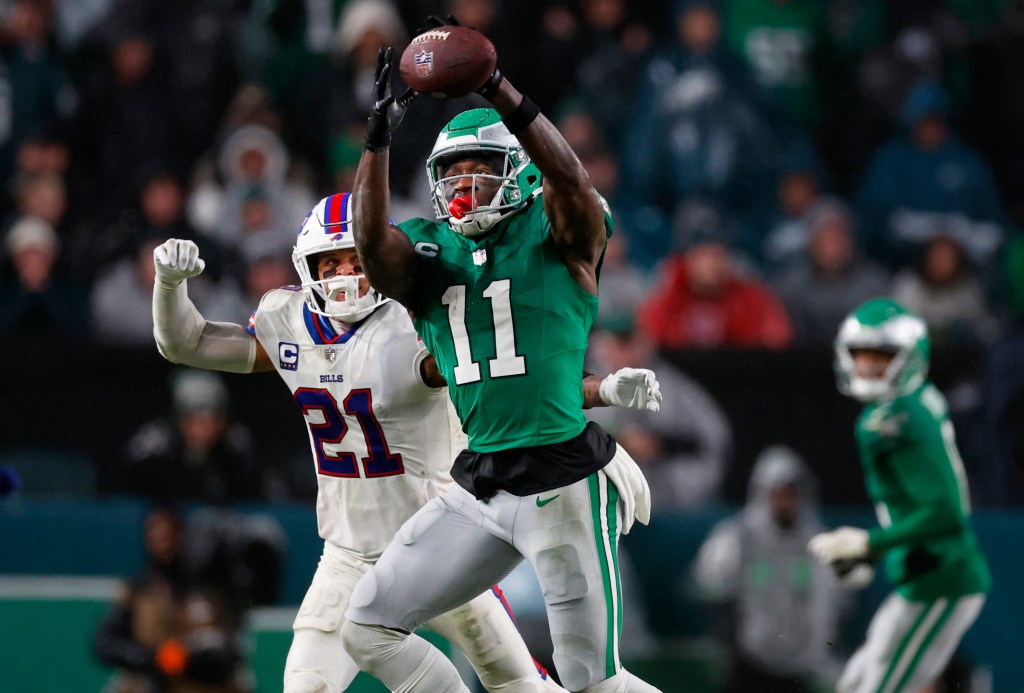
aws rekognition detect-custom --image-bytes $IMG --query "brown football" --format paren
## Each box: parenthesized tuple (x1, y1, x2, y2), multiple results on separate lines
(399, 25, 496, 99)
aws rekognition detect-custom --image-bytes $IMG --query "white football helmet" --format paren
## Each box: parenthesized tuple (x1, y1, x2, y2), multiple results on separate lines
(834, 298, 930, 402)
(426, 108, 542, 237)
(292, 193, 388, 323)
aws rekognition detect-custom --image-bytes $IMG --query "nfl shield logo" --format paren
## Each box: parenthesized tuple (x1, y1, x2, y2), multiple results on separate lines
(415, 50, 434, 78)
(324, 347, 338, 363)
(473, 248, 487, 265)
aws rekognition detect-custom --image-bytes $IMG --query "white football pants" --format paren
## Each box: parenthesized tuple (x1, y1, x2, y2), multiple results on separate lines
(283, 540, 561, 692)
(343, 460, 661, 692)
(838, 591, 985, 693)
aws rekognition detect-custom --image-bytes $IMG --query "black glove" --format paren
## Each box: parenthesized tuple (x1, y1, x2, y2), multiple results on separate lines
(364, 46, 417, 152)
(418, 14, 502, 99)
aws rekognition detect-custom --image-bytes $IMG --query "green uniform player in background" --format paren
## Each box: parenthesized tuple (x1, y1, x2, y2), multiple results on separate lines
(809, 298, 990, 693)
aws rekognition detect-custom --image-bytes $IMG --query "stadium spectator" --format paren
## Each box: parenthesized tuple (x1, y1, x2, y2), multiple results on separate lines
(70, 30, 174, 225)
(774, 198, 889, 344)
(890, 234, 999, 346)
(752, 144, 828, 268)
(720, 0, 827, 126)
(202, 230, 297, 324)
(185, 124, 315, 251)
(619, 0, 789, 265)
(0, 0, 76, 184)
(90, 236, 163, 346)
(93, 506, 249, 693)
(692, 445, 843, 692)
(855, 79, 1006, 267)
(587, 317, 732, 510)
(105, 369, 282, 504)
(639, 200, 793, 349)
(569, 0, 654, 148)
(0, 216, 87, 338)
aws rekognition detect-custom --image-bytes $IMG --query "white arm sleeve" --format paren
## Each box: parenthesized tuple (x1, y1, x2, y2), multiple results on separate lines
(152, 279, 256, 373)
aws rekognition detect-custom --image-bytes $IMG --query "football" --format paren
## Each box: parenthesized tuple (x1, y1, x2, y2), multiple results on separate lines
(399, 25, 496, 99)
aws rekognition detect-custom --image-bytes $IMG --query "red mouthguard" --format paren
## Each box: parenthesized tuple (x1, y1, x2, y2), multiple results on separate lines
(448, 195, 474, 220)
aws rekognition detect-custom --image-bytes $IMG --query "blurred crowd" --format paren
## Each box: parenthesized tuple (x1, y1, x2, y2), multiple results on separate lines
(0, 0, 1022, 494)
(1, 0, 1023, 501)
(0, 1, 1017, 687)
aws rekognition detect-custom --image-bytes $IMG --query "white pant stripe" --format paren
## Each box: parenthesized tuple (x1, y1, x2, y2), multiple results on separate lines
(597, 473, 621, 672)
(880, 598, 948, 693)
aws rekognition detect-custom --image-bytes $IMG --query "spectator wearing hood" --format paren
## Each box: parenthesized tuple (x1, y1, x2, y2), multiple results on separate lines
(639, 199, 793, 349)
(855, 79, 1006, 268)
(692, 446, 843, 693)
(185, 124, 315, 251)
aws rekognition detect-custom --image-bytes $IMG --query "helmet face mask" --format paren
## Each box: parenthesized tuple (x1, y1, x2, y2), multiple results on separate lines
(834, 299, 930, 402)
(426, 109, 542, 237)
(292, 193, 389, 323)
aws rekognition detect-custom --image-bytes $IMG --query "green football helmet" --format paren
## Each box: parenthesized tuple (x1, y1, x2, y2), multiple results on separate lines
(426, 108, 542, 237)
(834, 298, 930, 402)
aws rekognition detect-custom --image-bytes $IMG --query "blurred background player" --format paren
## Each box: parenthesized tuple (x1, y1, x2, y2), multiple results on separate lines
(342, 16, 661, 692)
(151, 191, 659, 692)
(808, 298, 990, 693)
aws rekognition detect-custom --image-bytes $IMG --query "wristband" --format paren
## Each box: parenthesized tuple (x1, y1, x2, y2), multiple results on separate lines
(502, 95, 540, 136)
(477, 68, 503, 99)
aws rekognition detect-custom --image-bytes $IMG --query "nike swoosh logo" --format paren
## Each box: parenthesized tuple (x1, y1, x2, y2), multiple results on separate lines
(536, 495, 560, 507)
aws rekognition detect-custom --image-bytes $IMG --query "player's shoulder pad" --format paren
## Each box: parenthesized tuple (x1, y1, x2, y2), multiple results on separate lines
(256, 285, 303, 315)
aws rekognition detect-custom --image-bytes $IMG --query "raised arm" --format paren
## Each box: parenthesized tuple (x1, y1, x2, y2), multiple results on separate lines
(353, 47, 421, 309)
(479, 67, 607, 294)
(152, 239, 273, 373)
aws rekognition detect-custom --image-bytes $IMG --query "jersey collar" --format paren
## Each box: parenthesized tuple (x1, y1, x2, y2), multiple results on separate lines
(302, 304, 367, 345)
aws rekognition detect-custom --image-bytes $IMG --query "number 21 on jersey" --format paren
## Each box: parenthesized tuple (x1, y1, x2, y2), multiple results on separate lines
(443, 279, 526, 385)
(295, 387, 404, 478)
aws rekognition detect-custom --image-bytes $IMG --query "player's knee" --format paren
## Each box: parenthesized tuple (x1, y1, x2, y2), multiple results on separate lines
(283, 670, 331, 693)
(340, 620, 407, 669)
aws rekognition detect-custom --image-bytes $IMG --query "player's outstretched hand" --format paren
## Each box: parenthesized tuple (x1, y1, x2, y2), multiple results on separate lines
(600, 367, 662, 413)
(831, 558, 876, 589)
(153, 239, 205, 287)
(364, 46, 416, 152)
(808, 526, 871, 564)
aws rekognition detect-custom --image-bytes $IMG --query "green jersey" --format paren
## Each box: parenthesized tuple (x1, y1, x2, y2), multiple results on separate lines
(856, 382, 990, 601)
(399, 193, 608, 452)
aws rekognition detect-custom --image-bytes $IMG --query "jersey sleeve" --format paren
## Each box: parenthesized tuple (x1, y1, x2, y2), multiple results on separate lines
(866, 398, 970, 553)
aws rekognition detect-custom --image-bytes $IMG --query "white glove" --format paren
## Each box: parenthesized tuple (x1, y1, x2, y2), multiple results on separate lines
(599, 367, 662, 413)
(153, 239, 206, 287)
(834, 560, 876, 589)
(808, 527, 871, 564)
(600, 447, 651, 535)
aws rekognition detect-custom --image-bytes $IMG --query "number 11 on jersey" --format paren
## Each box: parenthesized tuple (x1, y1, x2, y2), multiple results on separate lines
(442, 279, 526, 385)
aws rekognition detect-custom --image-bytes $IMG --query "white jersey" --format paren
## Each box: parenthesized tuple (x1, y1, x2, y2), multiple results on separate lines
(252, 288, 465, 561)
